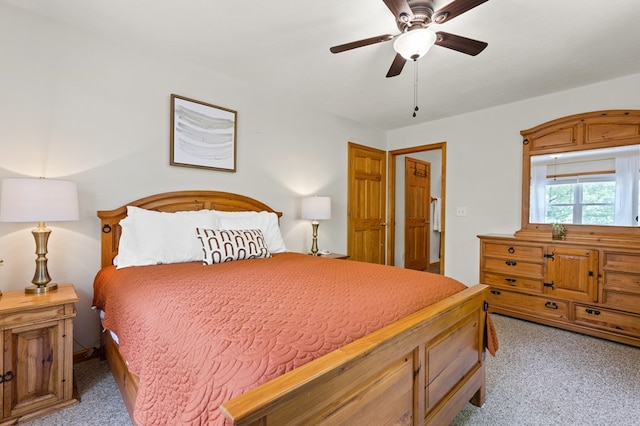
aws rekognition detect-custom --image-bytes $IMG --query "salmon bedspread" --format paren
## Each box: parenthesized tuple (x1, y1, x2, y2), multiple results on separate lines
(92, 252, 467, 425)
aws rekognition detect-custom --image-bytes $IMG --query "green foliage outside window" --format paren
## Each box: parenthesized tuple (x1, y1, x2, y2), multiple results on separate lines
(546, 180, 615, 225)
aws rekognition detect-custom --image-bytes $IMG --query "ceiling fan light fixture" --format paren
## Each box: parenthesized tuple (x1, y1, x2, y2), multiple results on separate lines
(393, 28, 436, 60)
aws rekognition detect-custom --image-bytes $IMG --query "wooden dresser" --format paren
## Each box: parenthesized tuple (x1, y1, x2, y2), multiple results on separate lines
(479, 235, 640, 347)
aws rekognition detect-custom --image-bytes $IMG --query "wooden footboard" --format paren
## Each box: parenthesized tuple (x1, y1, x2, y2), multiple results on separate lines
(221, 284, 489, 425)
(102, 284, 488, 425)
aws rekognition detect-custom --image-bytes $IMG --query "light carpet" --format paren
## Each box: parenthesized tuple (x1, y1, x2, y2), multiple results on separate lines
(23, 314, 640, 425)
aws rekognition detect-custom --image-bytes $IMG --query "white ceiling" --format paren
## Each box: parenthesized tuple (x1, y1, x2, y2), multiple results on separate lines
(5, 0, 640, 130)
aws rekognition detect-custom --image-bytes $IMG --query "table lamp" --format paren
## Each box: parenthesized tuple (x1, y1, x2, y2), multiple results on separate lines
(301, 196, 331, 256)
(0, 178, 79, 294)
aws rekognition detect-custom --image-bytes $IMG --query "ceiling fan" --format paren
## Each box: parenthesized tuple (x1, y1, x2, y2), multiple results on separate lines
(330, 0, 489, 77)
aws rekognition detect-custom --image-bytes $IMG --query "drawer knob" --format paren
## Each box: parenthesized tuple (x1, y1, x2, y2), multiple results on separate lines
(585, 308, 601, 316)
(505, 261, 517, 266)
(544, 301, 558, 310)
(508, 247, 515, 254)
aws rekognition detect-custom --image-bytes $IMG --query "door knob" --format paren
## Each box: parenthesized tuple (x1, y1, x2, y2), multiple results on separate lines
(380, 222, 387, 226)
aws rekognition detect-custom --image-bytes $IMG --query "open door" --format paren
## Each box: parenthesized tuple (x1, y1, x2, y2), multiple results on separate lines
(347, 142, 387, 264)
(388, 142, 446, 273)
(404, 157, 431, 270)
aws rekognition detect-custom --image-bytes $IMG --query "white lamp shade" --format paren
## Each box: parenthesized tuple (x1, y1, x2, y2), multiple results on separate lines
(301, 196, 331, 220)
(393, 28, 437, 60)
(0, 178, 79, 223)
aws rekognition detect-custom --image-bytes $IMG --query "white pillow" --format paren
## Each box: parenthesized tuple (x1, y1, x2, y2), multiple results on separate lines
(214, 210, 287, 253)
(116, 206, 220, 269)
(196, 228, 271, 264)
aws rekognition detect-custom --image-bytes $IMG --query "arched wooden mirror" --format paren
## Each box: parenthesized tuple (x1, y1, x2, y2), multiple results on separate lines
(516, 110, 640, 242)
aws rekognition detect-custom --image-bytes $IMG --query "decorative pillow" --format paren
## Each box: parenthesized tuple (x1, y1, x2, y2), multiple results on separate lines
(214, 210, 287, 253)
(116, 206, 220, 269)
(196, 228, 271, 264)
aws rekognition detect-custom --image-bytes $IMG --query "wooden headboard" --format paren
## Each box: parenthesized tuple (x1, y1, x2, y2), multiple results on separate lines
(97, 190, 282, 268)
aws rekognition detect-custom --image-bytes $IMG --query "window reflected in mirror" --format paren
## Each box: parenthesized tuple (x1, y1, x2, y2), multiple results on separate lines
(530, 145, 640, 226)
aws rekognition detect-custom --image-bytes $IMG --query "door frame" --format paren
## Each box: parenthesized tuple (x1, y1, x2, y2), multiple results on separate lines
(388, 142, 446, 272)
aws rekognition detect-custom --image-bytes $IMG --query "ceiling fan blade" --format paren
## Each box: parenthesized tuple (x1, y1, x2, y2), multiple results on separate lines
(386, 53, 407, 78)
(330, 34, 394, 54)
(382, 0, 414, 21)
(433, 0, 489, 24)
(435, 31, 487, 56)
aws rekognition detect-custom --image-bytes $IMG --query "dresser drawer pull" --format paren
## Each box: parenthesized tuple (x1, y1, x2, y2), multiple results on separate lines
(504, 278, 516, 283)
(585, 308, 601, 316)
(508, 247, 515, 254)
(544, 301, 558, 310)
(490, 290, 502, 295)
(505, 261, 517, 266)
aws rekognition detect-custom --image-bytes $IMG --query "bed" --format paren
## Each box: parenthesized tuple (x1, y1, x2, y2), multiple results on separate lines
(93, 190, 495, 425)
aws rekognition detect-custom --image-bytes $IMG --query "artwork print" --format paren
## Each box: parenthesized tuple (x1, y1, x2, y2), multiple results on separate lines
(170, 94, 237, 172)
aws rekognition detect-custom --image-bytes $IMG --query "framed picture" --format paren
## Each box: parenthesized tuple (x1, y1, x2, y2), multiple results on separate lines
(170, 94, 237, 172)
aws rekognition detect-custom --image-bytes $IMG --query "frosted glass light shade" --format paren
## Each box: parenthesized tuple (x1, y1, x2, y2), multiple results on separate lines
(0, 178, 79, 223)
(301, 196, 331, 220)
(393, 29, 437, 60)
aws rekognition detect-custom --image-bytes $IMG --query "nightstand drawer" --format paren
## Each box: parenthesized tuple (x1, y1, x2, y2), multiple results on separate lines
(0, 305, 68, 329)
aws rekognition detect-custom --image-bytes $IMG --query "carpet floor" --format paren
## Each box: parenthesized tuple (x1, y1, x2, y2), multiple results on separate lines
(23, 314, 640, 425)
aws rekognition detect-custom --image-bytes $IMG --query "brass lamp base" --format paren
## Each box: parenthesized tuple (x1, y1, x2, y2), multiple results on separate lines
(25, 283, 58, 295)
(310, 221, 320, 256)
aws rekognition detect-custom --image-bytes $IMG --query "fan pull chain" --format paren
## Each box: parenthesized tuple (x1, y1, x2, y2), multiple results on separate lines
(412, 59, 419, 118)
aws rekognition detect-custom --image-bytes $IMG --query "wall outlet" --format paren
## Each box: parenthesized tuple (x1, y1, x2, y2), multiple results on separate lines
(456, 207, 467, 217)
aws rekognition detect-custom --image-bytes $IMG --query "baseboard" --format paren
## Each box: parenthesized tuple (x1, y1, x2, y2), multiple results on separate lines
(73, 347, 100, 364)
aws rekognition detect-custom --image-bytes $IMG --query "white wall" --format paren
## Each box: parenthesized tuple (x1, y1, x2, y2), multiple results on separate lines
(0, 4, 385, 350)
(387, 73, 640, 287)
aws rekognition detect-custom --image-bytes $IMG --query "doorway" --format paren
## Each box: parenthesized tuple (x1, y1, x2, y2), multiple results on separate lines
(388, 143, 446, 274)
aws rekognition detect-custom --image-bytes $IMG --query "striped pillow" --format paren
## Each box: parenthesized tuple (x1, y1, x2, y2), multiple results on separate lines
(196, 228, 271, 264)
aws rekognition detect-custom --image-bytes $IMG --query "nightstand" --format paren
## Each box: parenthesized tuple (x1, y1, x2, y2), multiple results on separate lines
(317, 253, 350, 260)
(0, 284, 79, 423)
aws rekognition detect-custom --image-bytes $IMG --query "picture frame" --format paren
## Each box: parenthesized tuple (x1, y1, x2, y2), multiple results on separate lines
(170, 94, 237, 172)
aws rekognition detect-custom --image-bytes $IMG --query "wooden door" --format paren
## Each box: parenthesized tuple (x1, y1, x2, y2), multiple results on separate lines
(545, 246, 598, 302)
(404, 157, 431, 270)
(347, 142, 387, 264)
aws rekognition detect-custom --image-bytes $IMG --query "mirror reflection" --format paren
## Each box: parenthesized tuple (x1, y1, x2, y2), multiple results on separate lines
(530, 145, 640, 226)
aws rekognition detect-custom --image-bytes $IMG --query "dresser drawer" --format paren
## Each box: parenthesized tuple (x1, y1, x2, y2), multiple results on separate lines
(601, 290, 640, 314)
(483, 258, 544, 278)
(483, 272, 543, 293)
(604, 272, 640, 295)
(574, 305, 640, 337)
(488, 289, 568, 321)
(603, 252, 640, 274)
(483, 242, 544, 260)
